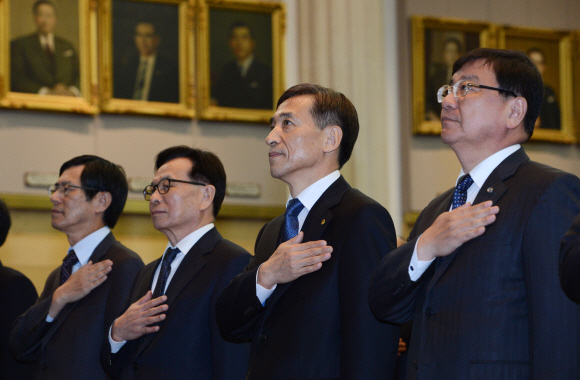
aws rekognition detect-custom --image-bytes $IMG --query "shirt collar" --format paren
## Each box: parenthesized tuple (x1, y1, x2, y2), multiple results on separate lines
(164, 223, 215, 257)
(70, 226, 111, 265)
(457, 144, 521, 188)
(238, 55, 254, 76)
(287, 170, 340, 211)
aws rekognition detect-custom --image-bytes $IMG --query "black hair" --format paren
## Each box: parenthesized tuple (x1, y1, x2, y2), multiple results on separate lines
(0, 198, 11, 247)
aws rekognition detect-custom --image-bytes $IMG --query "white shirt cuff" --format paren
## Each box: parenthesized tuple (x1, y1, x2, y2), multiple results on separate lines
(256, 264, 276, 306)
(109, 322, 127, 353)
(408, 235, 435, 281)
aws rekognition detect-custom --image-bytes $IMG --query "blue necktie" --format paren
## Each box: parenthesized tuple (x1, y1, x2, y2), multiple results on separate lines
(60, 250, 79, 285)
(452, 174, 474, 209)
(153, 247, 180, 298)
(282, 198, 305, 242)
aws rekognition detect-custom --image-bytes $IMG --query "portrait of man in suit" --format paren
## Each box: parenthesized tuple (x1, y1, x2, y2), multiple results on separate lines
(113, 20, 179, 103)
(369, 49, 580, 379)
(0, 198, 38, 380)
(102, 146, 250, 380)
(211, 21, 273, 110)
(527, 47, 561, 130)
(216, 84, 400, 379)
(10, 0, 80, 96)
(10, 155, 144, 380)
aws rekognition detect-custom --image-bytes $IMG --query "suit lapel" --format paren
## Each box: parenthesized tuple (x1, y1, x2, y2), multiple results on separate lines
(43, 233, 116, 344)
(134, 228, 220, 358)
(427, 148, 529, 290)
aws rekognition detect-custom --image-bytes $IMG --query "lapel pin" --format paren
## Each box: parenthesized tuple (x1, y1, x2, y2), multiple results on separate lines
(487, 187, 494, 194)
(321, 219, 325, 225)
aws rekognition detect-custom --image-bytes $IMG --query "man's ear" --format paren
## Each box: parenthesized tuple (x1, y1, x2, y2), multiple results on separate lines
(507, 97, 527, 130)
(323, 126, 342, 154)
(94, 191, 112, 214)
(200, 185, 216, 212)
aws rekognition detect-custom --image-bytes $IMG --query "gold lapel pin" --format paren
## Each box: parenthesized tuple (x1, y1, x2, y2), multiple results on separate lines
(321, 219, 326, 225)
(487, 187, 494, 194)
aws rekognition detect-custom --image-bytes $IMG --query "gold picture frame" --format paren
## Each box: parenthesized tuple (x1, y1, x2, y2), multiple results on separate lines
(196, 0, 285, 123)
(99, 0, 195, 118)
(499, 26, 575, 144)
(412, 16, 495, 134)
(0, 0, 98, 114)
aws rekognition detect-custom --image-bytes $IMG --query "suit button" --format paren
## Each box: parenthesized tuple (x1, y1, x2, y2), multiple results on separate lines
(424, 307, 433, 317)
(414, 360, 418, 369)
(259, 333, 267, 340)
(131, 362, 139, 370)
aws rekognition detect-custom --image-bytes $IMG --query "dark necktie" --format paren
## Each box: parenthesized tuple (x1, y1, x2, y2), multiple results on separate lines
(452, 174, 474, 209)
(282, 198, 305, 242)
(152, 247, 180, 298)
(60, 250, 79, 285)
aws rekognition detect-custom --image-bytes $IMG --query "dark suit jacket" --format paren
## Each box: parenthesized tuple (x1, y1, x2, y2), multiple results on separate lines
(10, 233, 143, 380)
(212, 59, 273, 109)
(538, 85, 561, 130)
(113, 53, 179, 103)
(560, 213, 580, 304)
(369, 148, 580, 380)
(101, 227, 251, 380)
(0, 260, 38, 380)
(11, 33, 80, 94)
(216, 176, 400, 380)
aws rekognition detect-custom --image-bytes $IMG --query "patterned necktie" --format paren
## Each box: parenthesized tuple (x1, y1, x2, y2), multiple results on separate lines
(60, 250, 79, 285)
(452, 174, 474, 209)
(282, 198, 305, 242)
(152, 247, 180, 298)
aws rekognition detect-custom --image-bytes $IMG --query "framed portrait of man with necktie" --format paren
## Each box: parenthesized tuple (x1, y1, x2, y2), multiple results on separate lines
(99, 0, 195, 118)
(0, 0, 98, 114)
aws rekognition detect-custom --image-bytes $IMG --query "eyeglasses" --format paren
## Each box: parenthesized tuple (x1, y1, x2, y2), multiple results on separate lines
(143, 178, 207, 201)
(48, 183, 99, 196)
(437, 80, 517, 103)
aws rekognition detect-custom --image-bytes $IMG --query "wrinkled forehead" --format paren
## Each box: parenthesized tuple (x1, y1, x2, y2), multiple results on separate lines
(153, 157, 193, 181)
(451, 59, 496, 86)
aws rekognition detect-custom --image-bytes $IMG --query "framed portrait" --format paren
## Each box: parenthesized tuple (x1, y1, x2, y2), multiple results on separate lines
(412, 16, 495, 134)
(0, 0, 98, 114)
(499, 26, 575, 144)
(196, 0, 285, 123)
(99, 0, 195, 118)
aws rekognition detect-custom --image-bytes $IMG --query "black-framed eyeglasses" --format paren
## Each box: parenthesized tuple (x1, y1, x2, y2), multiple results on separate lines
(143, 178, 207, 201)
(48, 183, 99, 197)
(437, 80, 518, 103)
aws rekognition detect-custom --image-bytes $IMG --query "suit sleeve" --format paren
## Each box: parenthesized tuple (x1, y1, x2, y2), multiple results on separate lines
(215, 224, 268, 341)
(560, 213, 580, 304)
(210, 250, 251, 380)
(521, 174, 580, 379)
(10, 40, 44, 93)
(337, 204, 400, 379)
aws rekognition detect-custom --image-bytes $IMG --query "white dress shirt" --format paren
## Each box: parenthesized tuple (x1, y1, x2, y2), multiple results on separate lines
(256, 170, 341, 304)
(408, 144, 521, 281)
(134, 55, 157, 101)
(109, 223, 214, 352)
(46, 226, 111, 322)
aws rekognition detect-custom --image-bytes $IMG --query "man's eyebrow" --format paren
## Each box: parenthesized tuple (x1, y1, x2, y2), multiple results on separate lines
(270, 112, 296, 125)
(453, 74, 480, 84)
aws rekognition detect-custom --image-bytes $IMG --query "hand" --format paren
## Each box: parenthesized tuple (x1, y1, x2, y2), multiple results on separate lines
(49, 260, 113, 318)
(398, 338, 407, 356)
(49, 83, 75, 96)
(257, 231, 332, 289)
(111, 291, 168, 342)
(417, 201, 499, 261)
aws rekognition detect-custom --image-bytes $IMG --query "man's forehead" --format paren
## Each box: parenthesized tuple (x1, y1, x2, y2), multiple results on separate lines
(154, 157, 192, 179)
(451, 60, 495, 84)
(59, 165, 84, 181)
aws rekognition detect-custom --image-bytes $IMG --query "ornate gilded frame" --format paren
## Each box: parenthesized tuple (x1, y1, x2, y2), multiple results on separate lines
(99, 0, 195, 118)
(499, 26, 575, 144)
(196, 0, 285, 123)
(411, 16, 495, 135)
(0, 0, 98, 114)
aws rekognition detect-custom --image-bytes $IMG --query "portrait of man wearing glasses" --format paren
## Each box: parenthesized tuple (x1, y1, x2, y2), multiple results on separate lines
(369, 48, 580, 379)
(101, 146, 250, 380)
(11, 155, 144, 379)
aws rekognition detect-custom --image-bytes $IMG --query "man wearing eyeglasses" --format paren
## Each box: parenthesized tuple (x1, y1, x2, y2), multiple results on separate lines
(101, 146, 250, 380)
(369, 48, 580, 379)
(10, 155, 144, 379)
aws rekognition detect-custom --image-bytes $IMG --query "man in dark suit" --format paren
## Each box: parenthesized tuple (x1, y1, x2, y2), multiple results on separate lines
(212, 21, 273, 109)
(560, 213, 580, 304)
(102, 146, 250, 379)
(11, 0, 80, 96)
(527, 48, 561, 130)
(0, 198, 38, 380)
(10, 156, 144, 380)
(113, 21, 179, 103)
(215, 84, 400, 379)
(369, 49, 580, 379)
